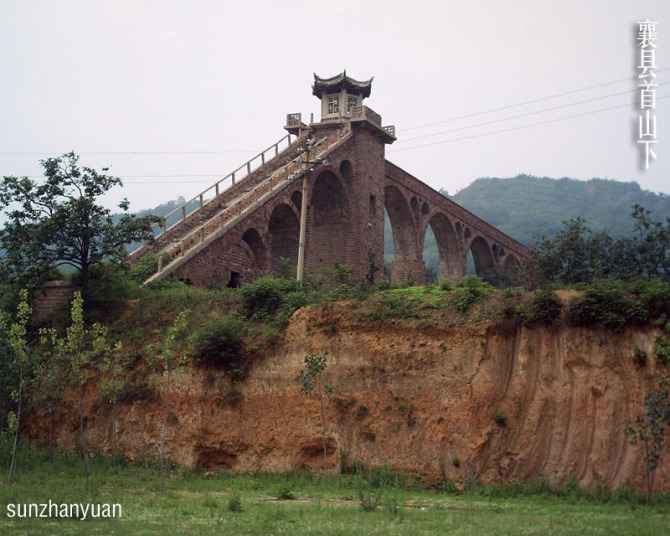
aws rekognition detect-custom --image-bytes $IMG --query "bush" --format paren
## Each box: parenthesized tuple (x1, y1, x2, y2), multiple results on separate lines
(494, 410, 508, 428)
(81, 262, 138, 307)
(451, 276, 493, 313)
(227, 494, 242, 513)
(567, 282, 648, 331)
(634, 279, 670, 319)
(240, 276, 303, 321)
(275, 487, 296, 500)
(189, 316, 246, 375)
(523, 289, 562, 327)
(358, 489, 381, 512)
(129, 254, 160, 285)
(655, 335, 670, 367)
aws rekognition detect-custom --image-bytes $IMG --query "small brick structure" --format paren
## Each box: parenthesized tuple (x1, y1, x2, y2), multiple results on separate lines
(131, 73, 529, 287)
(32, 280, 77, 324)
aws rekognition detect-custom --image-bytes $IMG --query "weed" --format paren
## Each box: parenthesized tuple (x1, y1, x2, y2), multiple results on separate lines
(227, 493, 243, 512)
(451, 276, 493, 314)
(655, 335, 670, 366)
(189, 316, 247, 377)
(275, 486, 296, 500)
(358, 489, 382, 512)
(494, 410, 508, 428)
(567, 281, 648, 331)
(523, 289, 562, 327)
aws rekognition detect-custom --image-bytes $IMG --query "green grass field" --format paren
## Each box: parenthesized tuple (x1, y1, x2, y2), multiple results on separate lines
(1, 450, 669, 535)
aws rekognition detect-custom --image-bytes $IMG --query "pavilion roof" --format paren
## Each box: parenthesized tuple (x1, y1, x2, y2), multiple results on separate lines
(312, 71, 373, 98)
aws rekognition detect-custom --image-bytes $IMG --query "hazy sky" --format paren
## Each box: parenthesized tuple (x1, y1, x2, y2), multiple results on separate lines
(1, 1, 668, 212)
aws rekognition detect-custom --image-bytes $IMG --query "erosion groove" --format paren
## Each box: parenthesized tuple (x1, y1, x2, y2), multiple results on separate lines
(26, 302, 670, 492)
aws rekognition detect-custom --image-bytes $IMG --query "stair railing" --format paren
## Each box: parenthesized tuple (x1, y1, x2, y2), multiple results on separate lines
(129, 132, 297, 256)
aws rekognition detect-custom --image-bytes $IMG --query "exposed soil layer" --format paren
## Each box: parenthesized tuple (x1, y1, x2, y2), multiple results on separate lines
(26, 302, 670, 491)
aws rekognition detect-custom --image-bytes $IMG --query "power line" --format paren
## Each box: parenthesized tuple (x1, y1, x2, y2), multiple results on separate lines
(9, 94, 663, 182)
(402, 68, 669, 132)
(0, 150, 256, 156)
(398, 83, 668, 143)
(392, 95, 669, 153)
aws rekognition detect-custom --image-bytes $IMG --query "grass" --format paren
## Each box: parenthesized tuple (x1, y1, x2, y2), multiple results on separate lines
(1, 450, 669, 535)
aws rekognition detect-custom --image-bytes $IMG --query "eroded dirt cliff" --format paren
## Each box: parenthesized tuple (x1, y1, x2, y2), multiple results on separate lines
(27, 301, 670, 491)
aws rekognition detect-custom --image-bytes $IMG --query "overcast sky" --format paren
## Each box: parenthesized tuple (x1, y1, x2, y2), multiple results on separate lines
(1, 1, 668, 213)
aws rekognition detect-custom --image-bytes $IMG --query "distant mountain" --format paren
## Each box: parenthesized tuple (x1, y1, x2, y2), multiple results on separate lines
(451, 174, 670, 245)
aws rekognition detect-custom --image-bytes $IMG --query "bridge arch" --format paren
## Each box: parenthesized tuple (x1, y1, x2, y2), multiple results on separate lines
(468, 236, 497, 284)
(308, 170, 350, 271)
(268, 203, 299, 275)
(423, 212, 464, 282)
(385, 185, 421, 282)
(241, 228, 268, 273)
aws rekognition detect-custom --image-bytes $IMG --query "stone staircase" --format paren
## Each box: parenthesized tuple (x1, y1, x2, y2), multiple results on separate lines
(139, 125, 352, 285)
(129, 132, 308, 264)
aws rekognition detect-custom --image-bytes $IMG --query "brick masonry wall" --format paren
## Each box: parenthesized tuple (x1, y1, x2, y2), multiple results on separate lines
(168, 121, 528, 287)
(32, 281, 77, 325)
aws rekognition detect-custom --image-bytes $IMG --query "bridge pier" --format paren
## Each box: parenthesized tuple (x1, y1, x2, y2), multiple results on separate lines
(390, 256, 426, 285)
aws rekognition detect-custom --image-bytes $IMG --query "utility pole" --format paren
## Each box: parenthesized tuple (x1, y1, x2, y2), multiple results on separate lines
(296, 136, 311, 284)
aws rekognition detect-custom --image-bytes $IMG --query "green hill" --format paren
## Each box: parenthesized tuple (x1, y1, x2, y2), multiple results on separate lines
(451, 174, 670, 245)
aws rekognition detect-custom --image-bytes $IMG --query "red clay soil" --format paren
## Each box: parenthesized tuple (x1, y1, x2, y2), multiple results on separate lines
(26, 302, 670, 492)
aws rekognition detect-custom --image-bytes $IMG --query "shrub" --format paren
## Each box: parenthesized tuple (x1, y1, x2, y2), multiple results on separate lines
(494, 410, 508, 428)
(383, 495, 401, 516)
(451, 276, 493, 313)
(655, 335, 670, 367)
(523, 289, 562, 327)
(129, 253, 160, 285)
(358, 489, 381, 512)
(83, 262, 138, 306)
(227, 494, 242, 513)
(275, 487, 296, 500)
(567, 282, 648, 331)
(240, 276, 303, 320)
(366, 465, 403, 489)
(189, 316, 246, 375)
(634, 279, 670, 319)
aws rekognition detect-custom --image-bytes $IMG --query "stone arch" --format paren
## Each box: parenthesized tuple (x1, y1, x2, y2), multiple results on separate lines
(385, 185, 420, 282)
(268, 203, 299, 275)
(468, 236, 497, 284)
(308, 170, 350, 272)
(241, 228, 267, 272)
(421, 202, 430, 216)
(424, 212, 464, 281)
(339, 159, 353, 181)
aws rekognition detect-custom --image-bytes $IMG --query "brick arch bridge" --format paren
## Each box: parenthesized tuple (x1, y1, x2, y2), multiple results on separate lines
(131, 75, 529, 287)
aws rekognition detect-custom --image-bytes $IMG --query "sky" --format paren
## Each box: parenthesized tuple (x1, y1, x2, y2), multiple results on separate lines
(1, 0, 669, 213)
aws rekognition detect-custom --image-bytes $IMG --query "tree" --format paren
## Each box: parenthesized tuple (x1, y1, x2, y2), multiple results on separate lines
(3, 289, 32, 483)
(39, 291, 120, 487)
(0, 152, 160, 294)
(633, 204, 670, 279)
(157, 310, 190, 478)
(530, 206, 670, 286)
(299, 353, 333, 460)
